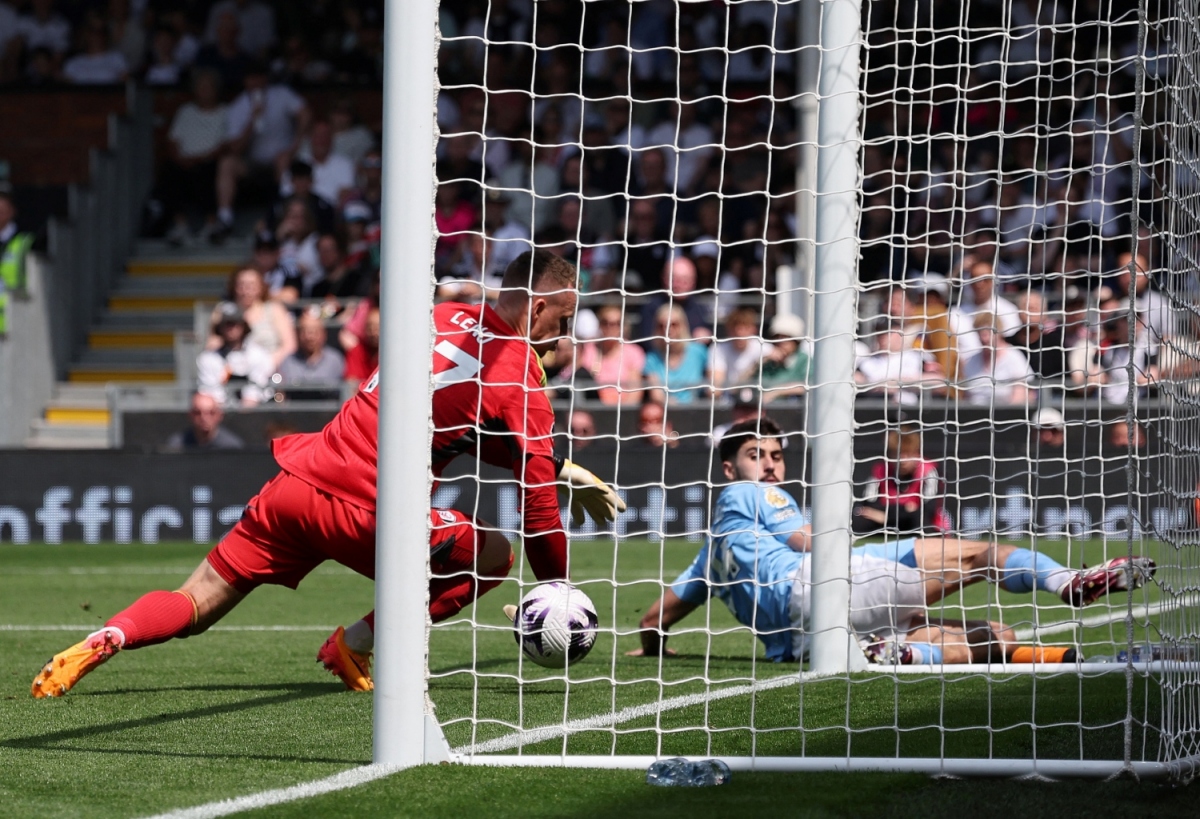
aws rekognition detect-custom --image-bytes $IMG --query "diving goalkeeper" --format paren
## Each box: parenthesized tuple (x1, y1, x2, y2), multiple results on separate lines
(33, 250, 624, 698)
(630, 417, 1155, 665)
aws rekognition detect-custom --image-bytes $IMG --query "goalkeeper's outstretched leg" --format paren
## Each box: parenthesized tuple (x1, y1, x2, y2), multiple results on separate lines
(31, 558, 247, 699)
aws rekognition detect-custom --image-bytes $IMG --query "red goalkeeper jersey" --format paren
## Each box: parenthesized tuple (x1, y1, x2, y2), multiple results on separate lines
(271, 301, 567, 578)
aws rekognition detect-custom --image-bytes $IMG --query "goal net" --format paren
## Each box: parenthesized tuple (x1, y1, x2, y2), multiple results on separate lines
(389, 0, 1200, 777)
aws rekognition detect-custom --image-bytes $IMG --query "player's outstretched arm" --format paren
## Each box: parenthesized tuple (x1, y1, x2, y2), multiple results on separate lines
(626, 589, 698, 657)
(557, 458, 626, 527)
(786, 525, 812, 553)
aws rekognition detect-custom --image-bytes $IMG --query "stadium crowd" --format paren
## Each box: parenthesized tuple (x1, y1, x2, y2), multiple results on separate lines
(0, 0, 1187, 414)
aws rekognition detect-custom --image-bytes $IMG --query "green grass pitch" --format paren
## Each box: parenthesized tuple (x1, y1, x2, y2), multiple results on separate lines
(0, 539, 1194, 818)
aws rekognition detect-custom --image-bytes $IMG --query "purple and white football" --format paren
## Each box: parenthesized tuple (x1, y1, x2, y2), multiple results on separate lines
(512, 582, 599, 668)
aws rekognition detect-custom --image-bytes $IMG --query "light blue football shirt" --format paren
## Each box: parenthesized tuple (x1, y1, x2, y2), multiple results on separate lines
(670, 481, 806, 662)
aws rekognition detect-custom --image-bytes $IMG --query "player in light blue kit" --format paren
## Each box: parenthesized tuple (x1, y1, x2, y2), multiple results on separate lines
(629, 418, 1156, 665)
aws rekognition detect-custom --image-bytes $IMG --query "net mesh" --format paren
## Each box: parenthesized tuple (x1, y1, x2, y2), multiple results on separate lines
(422, 0, 1200, 774)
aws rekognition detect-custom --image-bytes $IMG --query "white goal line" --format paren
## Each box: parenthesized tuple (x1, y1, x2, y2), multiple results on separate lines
(454, 670, 816, 756)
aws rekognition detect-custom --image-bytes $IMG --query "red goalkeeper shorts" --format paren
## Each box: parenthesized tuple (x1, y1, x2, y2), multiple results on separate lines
(207, 470, 484, 593)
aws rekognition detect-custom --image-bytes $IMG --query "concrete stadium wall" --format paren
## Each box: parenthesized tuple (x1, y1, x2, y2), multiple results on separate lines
(0, 254, 56, 446)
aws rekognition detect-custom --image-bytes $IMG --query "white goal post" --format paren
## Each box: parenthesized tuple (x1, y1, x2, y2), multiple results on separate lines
(376, 0, 1200, 779)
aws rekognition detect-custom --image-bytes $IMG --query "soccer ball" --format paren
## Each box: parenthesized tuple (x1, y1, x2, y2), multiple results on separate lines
(511, 582, 599, 668)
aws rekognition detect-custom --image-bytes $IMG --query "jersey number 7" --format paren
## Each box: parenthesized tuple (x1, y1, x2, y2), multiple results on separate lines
(433, 340, 483, 391)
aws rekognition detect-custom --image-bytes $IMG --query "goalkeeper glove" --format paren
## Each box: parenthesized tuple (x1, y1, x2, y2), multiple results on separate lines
(557, 459, 626, 528)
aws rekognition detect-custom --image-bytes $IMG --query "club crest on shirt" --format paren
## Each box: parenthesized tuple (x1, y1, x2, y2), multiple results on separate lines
(763, 487, 790, 509)
(437, 510, 457, 524)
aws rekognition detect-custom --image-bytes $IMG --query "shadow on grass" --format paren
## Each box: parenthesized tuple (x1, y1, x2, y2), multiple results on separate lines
(74, 681, 347, 697)
(5, 682, 355, 764)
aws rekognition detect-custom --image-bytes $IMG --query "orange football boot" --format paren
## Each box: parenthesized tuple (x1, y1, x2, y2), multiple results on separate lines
(31, 628, 122, 698)
(317, 626, 373, 691)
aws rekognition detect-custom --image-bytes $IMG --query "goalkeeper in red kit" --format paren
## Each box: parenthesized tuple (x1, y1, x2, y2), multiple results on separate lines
(32, 250, 623, 697)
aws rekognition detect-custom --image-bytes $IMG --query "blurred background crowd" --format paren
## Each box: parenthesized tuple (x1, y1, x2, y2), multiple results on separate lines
(0, 0, 1188, 450)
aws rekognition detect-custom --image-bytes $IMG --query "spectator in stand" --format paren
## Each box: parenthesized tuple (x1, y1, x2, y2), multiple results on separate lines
(1006, 289, 1066, 383)
(690, 236, 720, 291)
(568, 410, 596, 451)
(311, 233, 367, 299)
(646, 101, 714, 197)
(159, 68, 227, 245)
(710, 308, 769, 392)
(435, 182, 477, 262)
(214, 61, 309, 242)
(143, 26, 186, 86)
(1109, 418, 1147, 451)
(637, 255, 714, 343)
(267, 160, 335, 235)
(618, 198, 671, 293)
(62, 19, 127, 84)
(342, 200, 374, 269)
(329, 99, 376, 166)
(193, 9, 250, 93)
(907, 274, 978, 394)
(480, 187, 531, 288)
(210, 267, 296, 371)
(10, 0, 70, 76)
(759, 313, 810, 404)
(333, 7, 383, 85)
(1072, 298, 1156, 404)
(197, 302, 276, 407)
(577, 303, 645, 406)
(271, 32, 333, 87)
(497, 141, 559, 233)
(644, 303, 709, 405)
(960, 312, 1035, 407)
(248, 230, 299, 302)
(283, 119, 356, 208)
(709, 391, 768, 447)
(962, 228, 1019, 284)
(106, 0, 144, 74)
(544, 334, 599, 401)
(204, 0, 275, 60)
(160, 8, 200, 69)
(962, 259, 1021, 335)
(163, 392, 245, 451)
(856, 325, 941, 404)
(338, 271, 379, 352)
(853, 421, 952, 537)
(343, 306, 380, 388)
(632, 147, 673, 234)
(352, 150, 383, 223)
(276, 308, 345, 395)
(274, 197, 321, 297)
(1034, 407, 1066, 451)
(636, 400, 679, 449)
(1112, 249, 1175, 350)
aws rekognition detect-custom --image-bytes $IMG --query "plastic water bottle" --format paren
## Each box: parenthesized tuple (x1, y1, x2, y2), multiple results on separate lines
(1092, 644, 1196, 664)
(646, 757, 732, 787)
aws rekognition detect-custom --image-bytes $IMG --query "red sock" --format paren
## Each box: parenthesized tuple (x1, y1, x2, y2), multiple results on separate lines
(106, 590, 197, 649)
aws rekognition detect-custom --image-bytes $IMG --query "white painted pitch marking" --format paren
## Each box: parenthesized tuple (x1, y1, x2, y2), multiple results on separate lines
(137, 764, 402, 819)
(1012, 597, 1195, 641)
(455, 670, 814, 755)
